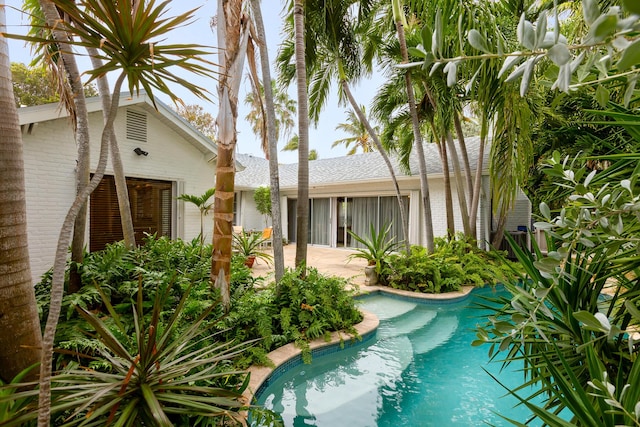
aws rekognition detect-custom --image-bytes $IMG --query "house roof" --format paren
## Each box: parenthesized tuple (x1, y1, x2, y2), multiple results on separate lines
(235, 136, 488, 190)
(18, 92, 218, 159)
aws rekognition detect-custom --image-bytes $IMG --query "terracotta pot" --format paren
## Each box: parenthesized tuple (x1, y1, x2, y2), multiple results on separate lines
(364, 265, 378, 286)
(244, 256, 256, 268)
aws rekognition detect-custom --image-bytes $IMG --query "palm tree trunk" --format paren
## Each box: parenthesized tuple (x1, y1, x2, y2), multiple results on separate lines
(294, 0, 309, 269)
(38, 0, 91, 293)
(445, 131, 471, 237)
(86, 48, 136, 250)
(453, 113, 476, 237)
(469, 134, 487, 241)
(394, 19, 434, 252)
(0, 3, 42, 383)
(437, 138, 455, 238)
(250, 0, 285, 282)
(38, 75, 125, 427)
(341, 80, 411, 253)
(453, 114, 473, 198)
(212, 0, 248, 303)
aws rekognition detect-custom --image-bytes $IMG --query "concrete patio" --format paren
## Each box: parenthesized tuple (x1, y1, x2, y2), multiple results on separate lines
(250, 244, 369, 286)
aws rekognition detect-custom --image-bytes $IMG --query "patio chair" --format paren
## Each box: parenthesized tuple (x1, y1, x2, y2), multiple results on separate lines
(232, 225, 243, 235)
(260, 227, 273, 250)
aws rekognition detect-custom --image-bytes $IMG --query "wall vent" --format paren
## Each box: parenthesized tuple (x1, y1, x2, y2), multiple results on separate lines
(126, 109, 147, 143)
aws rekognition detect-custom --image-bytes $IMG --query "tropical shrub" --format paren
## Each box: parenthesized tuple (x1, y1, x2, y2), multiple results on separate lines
(253, 186, 272, 226)
(476, 153, 640, 426)
(221, 267, 364, 365)
(379, 235, 518, 293)
(1, 282, 251, 427)
(35, 235, 254, 370)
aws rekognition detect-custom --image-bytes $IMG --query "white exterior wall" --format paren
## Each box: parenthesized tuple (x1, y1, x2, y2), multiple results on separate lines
(22, 105, 216, 283)
(237, 191, 265, 232)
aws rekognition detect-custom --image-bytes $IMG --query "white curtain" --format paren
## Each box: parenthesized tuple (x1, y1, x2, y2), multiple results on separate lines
(309, 198, 331, 245)
(350, 197, 378, 248)
(348, 196, 408, 248)
(379, 196, 408, 246)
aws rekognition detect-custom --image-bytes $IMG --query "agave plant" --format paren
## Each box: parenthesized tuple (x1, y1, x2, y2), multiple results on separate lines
(232, 231, 273, 267)
(347, 223, 403, 274)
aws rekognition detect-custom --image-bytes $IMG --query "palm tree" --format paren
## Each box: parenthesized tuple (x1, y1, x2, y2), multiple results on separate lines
(391, 0, 436, 252)
(212, 0, 253, 301)
(25, 0, 137, 295)
(0, 0, 42, 384)
(278, 0, 411, 254)
(30, 0, 95, 292)
(23, 2, 217, 423)
(244, 79, 296, 158)
(177, 188, 215, 248)
(332, 106, 377, 155)
(248, 0, 286, 282)
(293, 0, 310, 269)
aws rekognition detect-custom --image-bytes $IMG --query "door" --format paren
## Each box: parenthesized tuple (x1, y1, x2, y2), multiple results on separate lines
(90, 175, 172, 252)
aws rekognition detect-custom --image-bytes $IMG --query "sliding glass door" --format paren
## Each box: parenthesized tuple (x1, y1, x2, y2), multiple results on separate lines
(309, 198, 331, 245)
(345, 196, 408, 248)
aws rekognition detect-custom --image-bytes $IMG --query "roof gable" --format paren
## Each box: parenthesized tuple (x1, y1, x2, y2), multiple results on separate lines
(18, 92, 218, 159)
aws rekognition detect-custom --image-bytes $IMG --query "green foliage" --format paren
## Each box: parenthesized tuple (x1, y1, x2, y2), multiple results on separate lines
(10, 62, 98, 107)
(0, 365, 38, 426)
(221, 267, 363, 366)
(379, 234, 518, 293)
(30, 235, 362, 421)
(35, 235, 254, 370)
(2, 283, 250, 427)
(348, 223, 403, 274)
(476, 154, 640, 425)
(253, 186, 272, 223)
(232, 231, 273, 265)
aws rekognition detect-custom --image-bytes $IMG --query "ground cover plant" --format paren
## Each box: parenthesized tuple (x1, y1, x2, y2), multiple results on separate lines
(220, 266, 364, 366)
(1, 235, 360, 425)
(378, 234, 520, 293)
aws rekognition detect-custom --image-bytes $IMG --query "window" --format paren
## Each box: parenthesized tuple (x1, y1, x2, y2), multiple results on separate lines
(90, 176, 172, 252)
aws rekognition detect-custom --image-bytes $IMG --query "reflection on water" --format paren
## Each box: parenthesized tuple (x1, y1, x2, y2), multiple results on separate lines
(257, 290, 541, 427)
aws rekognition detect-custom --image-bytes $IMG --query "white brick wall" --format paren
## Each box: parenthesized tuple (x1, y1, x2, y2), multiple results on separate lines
(22, 105, 216, 284)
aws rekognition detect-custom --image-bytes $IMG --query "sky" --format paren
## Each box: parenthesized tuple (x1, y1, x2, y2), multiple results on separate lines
(4, 0, 384, 164)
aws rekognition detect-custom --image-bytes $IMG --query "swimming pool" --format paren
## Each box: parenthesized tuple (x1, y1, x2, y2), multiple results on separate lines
(255, 288, 543, 426)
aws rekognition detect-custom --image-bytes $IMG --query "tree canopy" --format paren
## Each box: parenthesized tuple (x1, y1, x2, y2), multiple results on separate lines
(11, 62, 97, 107)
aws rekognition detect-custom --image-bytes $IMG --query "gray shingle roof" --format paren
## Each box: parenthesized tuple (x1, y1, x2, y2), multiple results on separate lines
(235, 136, 486, 190)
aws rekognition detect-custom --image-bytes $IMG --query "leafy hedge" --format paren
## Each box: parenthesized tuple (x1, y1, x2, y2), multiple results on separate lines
(379, 234, 519, 293)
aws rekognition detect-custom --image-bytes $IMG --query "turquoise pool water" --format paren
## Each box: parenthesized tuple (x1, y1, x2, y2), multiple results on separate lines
(255, 288, 544, 426)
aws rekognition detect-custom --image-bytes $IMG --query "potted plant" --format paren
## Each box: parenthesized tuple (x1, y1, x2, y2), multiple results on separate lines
(232, 231, 273, 267)
(348, 223, 402, 285)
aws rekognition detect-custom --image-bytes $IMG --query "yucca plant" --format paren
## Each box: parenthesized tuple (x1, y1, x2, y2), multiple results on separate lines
(0, 365, 39, 426)
(476, 152, 640, 426)
(1, 281, 253, 427)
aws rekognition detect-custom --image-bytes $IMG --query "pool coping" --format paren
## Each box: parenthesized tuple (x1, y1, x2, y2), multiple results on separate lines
(243, 285, 475, 405)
